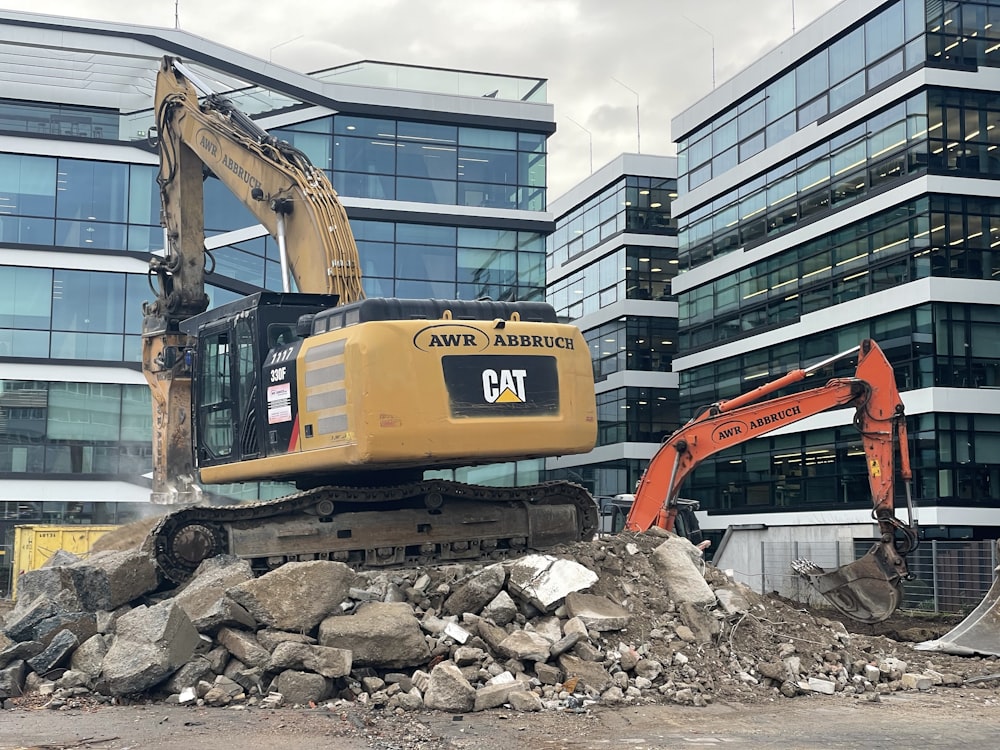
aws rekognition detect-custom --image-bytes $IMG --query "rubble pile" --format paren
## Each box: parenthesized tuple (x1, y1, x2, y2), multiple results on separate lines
(0, 530, 994, 713)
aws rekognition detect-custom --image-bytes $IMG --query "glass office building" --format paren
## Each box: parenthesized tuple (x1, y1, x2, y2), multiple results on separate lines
(0, 11, 556, 591)
(546, 154, 679, 503)
(671, 0, 1000, 557)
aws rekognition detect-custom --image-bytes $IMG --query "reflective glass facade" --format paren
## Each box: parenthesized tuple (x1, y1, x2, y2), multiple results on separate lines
(547, 175, 676, 270)
(672, 0, 1000, 539)
(546, 156, 680, 498)
(0, 379, 152, 476)
(677, 0, 925, 192)
(681, 307, 999, 514)
(680, 86, 1000, 271)
(0, 10, 556, 560)
(274, 115, 547, 211)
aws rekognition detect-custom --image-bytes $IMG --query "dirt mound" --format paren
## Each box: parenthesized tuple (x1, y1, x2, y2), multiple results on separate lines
(89, 516, 163, 554)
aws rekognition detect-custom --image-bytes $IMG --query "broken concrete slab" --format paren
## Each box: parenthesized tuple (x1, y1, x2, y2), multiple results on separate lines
(564, 592, 631, 631)
(26, 629, 78, 676)
(423, 661, 475, 713)
(215, 628, 269, 669)
(318, 602, 429, 668)
(0, 659, 26, 699)
(69, 635, 107, 679)
(1, 639, 46, 672)
(651, 537, 716, 607)
(497, 630, 552, 662)
(473, 680, 518, 711)
(480, 590, 518, 626)
(506, 555, 598, 612)
(256, 629, 316, 652)
(101, 600, 201, 696)
(275, 669, 331, 705)
(268, 642, 352, 679)
(557, 653, 612, 692)
(227, 560, 355, 632)
(443, 564, 506, 616)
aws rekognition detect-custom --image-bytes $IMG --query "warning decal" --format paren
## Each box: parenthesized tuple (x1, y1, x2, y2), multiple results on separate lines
(267, 382, 292, 424)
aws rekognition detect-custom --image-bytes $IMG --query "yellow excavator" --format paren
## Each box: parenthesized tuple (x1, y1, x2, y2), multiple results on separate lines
(140, 56, 598, 583)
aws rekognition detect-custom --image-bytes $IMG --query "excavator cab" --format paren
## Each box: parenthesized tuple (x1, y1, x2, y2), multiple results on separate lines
(182, 292, 339, 472)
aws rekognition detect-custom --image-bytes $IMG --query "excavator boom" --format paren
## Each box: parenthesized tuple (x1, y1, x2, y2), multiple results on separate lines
(625, 339, 918, 623)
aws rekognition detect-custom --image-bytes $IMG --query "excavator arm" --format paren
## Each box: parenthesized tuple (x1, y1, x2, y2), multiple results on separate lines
(143, 56, 364, 504)
(625, 339, 918, 623)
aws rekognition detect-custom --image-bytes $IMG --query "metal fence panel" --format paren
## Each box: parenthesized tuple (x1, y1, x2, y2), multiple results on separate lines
(759, 539, 998, 615)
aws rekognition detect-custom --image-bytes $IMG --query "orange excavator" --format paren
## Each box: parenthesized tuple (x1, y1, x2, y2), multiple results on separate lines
(624, 339, 919, 624)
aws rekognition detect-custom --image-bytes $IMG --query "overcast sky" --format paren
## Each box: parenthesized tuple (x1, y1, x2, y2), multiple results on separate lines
(5, 0, 841, 197)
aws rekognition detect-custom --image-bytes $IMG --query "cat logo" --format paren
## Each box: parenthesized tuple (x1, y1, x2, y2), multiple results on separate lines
(482, 368, 527, 403)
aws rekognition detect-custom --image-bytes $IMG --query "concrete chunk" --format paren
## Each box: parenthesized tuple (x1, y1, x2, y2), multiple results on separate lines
(480, 591, 518, 626)
(557, 653, 612, 692)
(275, 669, 331, 705)
(424, 661, 475, 713)
(164, 655, 214, 694)
(31, 612, 97, 647)
(268, 642, 352, 679)
(0, 639, 44, 669)
(70, 634, 108, 679)
(473, 681, 518, 711)
(0, 659, 27, 699)
(256, 629, 316, 651)
(318, 602, 429, 668)
(443, 564, 506, 616)
(901, 672, 933, 691)
(19, 550, 158, 613)
(651, 537, 716, 607)
(508, 689, 543, 712)
(101, 600, 200, 696)
(174, 556, 255, 632)
(497, 630, 552, 662)
(3, 597, 61, 642)
(678, 601, 721, 644)
(805, 676, 836, 695)
(26, 629, 78, 676)
(507, 555, 598, 612)
(564, 592, 631, 631)
(216, 628, 270, 668)
(715, 585, 752, 616)
(228, 560, 356, 632)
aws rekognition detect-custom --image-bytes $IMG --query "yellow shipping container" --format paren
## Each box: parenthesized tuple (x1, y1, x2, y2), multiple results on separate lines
(12, 524, 118, 599)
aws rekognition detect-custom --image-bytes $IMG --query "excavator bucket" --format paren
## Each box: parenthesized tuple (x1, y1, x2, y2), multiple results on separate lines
(914, 542, 1000, 656)
(791, 541, 905, 624)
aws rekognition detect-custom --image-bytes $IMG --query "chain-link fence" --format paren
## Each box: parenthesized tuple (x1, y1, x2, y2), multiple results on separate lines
(756, 539, 998, 615)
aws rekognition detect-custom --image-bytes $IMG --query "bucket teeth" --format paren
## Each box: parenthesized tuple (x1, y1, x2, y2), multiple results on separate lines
(790, 558, 825, 577)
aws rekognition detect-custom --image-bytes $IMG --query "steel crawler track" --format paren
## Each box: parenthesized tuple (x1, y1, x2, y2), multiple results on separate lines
(145, 479, 598, 583)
